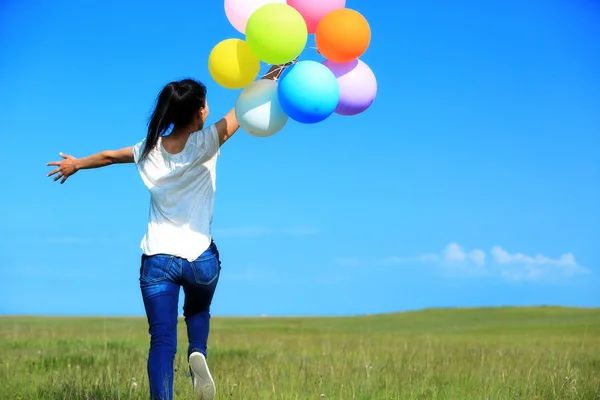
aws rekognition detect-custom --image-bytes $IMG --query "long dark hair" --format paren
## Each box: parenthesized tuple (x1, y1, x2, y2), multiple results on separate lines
(139, 78, 207, 161)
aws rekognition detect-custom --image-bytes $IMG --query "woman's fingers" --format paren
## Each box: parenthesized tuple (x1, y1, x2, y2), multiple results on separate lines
(54, 173, 63, 182)
(47, 168, 60, 177)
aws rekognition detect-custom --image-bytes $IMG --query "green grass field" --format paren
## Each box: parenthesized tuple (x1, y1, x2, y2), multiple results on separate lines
(1, 307, 599, 399)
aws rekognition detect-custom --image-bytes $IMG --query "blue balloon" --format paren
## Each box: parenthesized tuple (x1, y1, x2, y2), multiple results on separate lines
(277, 60, 340, 124)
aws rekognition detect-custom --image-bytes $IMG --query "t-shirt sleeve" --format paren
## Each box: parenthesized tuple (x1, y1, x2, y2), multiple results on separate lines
(198, 124, 220, 159)
(132, 138, 146, 164)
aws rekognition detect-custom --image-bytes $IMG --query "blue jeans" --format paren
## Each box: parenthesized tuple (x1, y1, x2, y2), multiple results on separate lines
(139, 241, 221, 400)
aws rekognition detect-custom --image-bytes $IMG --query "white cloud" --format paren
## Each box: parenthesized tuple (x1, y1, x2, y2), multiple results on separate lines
(443, 243, 467, 262)
(468, 249, 486, 266)
(212, 227, 272, 237)
(346, 243, 588, 282)
(334, 257, 361, 267)
(44, 236, 94, 245)
(491, 246, 529, 264)
(442, 243, 486, 266)
(490, 246, 588, 281)
(282, 227, 320, 236)
(35, 235, 129, 246)
(491, 246, 578, 268)
(213, 226, 319, 238)
(373, 254, 439, 265)
(420, 253, 440, 262)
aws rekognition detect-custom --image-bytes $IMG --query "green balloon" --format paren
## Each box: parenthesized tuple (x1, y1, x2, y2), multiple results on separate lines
(246, 3, 308, 65)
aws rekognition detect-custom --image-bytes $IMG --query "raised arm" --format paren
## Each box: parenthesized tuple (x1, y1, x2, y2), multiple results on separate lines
(46, 147, 134, 184)
(215, 62, 294, 146)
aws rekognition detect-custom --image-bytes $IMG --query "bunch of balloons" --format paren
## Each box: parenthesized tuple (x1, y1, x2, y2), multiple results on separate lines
(208, 0, 377, 137)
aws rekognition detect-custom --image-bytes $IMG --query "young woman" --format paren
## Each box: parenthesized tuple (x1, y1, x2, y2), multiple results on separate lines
(46, 63, 291, 400)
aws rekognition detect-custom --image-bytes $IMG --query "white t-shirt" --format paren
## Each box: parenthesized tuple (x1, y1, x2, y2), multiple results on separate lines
(132, 124, 220, 262)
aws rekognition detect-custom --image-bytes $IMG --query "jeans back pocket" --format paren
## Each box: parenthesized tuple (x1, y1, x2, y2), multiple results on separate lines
(191, 253, 220, 286)
(140, 255, 173, 283)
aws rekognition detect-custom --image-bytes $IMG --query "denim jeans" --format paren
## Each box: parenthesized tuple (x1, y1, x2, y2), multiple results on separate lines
(139, 241, 221, 400)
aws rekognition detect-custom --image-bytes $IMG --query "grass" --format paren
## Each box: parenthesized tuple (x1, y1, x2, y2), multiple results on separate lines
(1, 306, 599, 399)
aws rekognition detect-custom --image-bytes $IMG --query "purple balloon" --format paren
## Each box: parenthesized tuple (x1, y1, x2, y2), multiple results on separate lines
(323, 59, 377, 116)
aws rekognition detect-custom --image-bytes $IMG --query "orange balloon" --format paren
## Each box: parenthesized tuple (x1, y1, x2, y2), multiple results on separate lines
(315, 8, 371, 63)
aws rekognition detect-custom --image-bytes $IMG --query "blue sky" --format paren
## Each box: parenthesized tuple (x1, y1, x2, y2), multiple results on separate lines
(1, 0, 599, 316)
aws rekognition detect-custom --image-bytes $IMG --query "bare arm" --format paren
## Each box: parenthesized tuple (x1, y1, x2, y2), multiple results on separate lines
(46, 147, 134, 184)
(215, 62, 295, 146)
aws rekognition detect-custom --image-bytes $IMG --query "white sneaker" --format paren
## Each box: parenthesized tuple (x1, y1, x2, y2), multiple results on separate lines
(189, 352, 215, 400)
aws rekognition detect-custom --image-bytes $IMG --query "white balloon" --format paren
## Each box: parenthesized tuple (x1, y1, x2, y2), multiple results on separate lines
(235, 79, 288, 137)
(225, 0, 286, 34)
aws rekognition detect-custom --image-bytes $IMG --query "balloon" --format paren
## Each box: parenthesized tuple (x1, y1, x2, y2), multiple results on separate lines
(235, 79, 288, 137)
(277, 60, 340, 124)
(208, 38, 260, 89)
(224, 0, 286, 34)
(315, 8, 371, 63)
(323, 59, 377, 116)
(286, 0, 346, 33)
(246, 3, 308, 65)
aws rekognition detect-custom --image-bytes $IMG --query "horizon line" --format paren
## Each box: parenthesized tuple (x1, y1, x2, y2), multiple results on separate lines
(1, 305, 598, 319)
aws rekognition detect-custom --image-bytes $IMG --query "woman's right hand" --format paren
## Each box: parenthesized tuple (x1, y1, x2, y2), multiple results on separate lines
(46, 148, 134, 184)
(217, 60, 298, 146)
(47, 152, 79, 184)
(262, 59, 298, 81)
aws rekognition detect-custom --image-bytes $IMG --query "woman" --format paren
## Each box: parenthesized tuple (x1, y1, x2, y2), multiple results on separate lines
(46, 63, 290, 400)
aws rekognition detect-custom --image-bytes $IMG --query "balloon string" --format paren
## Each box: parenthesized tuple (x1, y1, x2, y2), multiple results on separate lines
(261, 46, 322, 79)
(262, 47, 318, 73)
(262, 59, 299, 80)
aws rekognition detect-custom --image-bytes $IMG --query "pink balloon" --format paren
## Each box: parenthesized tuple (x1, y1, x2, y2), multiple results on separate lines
(287, 0, 346, 34)
(225, 0, 286, 34)
(323, 59, 377, 116)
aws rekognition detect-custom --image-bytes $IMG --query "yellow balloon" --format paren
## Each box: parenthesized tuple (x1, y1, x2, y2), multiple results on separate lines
(208, 38, 261, 89)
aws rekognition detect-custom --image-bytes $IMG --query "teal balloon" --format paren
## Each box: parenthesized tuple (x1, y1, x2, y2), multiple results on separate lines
(235, 79, 288, 137)
(277, 61, 340, 124)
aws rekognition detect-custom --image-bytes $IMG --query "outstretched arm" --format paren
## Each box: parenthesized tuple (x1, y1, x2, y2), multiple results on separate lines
(215, 62, 295, 146)
(46, 147, 134, 184)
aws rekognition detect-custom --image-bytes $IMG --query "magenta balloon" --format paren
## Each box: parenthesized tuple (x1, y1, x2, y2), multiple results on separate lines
(323, 59, 377, 116)
(287, 0, 346, 33)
